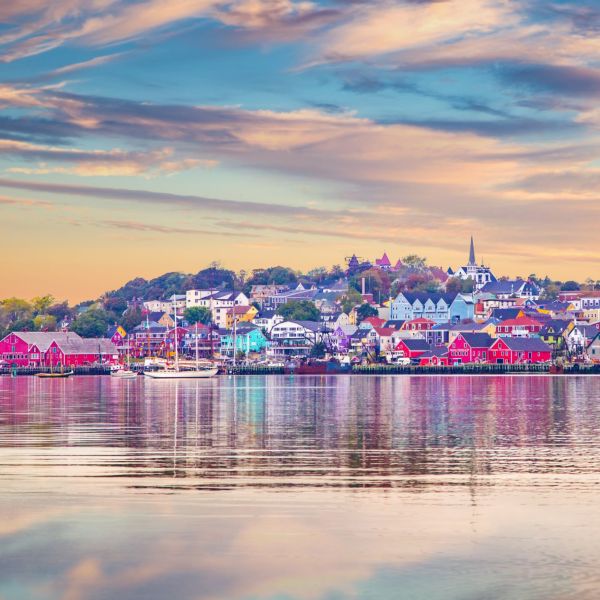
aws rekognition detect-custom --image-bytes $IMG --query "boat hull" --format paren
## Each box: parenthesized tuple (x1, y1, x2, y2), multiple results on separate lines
(111, 371, 138, 379)
(36, 371, 74, 378)
(144, 368, 218, 379)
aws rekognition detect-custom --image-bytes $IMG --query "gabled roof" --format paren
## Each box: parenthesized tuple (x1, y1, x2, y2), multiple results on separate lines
(420, 346, 449, 358)
(384, 320, 406, 329)
(8, 331, 82, 353)
(399, 292, 457, 305)
(375, 252, 391, 267)
(493, 337, 551, 352)
(497, 317, 542, 328)
(373, 327, 395, 336)
(362, 316, 386, 327)
(54, 337, 117, 355)
(397, 338, 430, 351)
(491, 308, 523, 321)
(459, 332, 494, 348)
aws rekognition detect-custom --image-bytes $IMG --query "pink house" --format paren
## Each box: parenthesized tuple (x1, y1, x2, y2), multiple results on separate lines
(448, 333, 494, 364)
(44, 338, 118, 367)
(0, 332, 76, 367)
(0, 332, 117, 367)
(489, 337, 552, 364)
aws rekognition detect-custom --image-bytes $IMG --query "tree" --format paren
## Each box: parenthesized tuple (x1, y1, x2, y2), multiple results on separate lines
(120, 307, 143, 331)
(33, 314, 57, 331)
(47, 301, 73, 323)
(561, 280, 580, 291)
(276, 300, 320, 322)
(356, 303, 378, 323)
(184, 306, 212, 325)
(309, 341, 327, 358)
(1, 298, 32, 322)
(339, 288, 362, 314)
(70, 309, 111, 338)
(445, 277, 474, 294)
(349, 268, 391, 299)
(402, 255, 427, 270)
(31, 295, 54, 315)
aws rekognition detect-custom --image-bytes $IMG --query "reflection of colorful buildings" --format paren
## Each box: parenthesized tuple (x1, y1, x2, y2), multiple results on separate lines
(1, 375, 597, 487)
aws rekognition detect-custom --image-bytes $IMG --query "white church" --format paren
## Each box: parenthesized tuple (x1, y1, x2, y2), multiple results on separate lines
(449, 237, 496, 290)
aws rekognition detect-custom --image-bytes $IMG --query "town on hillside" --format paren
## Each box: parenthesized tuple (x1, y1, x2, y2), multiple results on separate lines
(1, 238, 600, 371)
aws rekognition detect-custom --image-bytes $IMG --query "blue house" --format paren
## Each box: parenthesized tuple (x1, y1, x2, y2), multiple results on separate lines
(220, 326, 268, 356)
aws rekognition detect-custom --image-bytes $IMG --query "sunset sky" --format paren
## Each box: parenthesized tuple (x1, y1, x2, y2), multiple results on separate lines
(1, 0, 599, 301)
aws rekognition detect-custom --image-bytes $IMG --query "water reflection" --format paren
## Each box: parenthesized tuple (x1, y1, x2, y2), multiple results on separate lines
(1, 375, 599, 489)
(1, 375, 600, 600)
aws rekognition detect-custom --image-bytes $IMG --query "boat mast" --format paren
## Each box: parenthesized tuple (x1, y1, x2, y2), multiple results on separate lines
(195, 321, 199, 370)
(232, 311, 237, 367)
(173, 297, 179, 372)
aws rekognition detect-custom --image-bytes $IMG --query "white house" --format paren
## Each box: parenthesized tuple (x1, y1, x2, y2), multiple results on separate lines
(185, 289, 249, 328)
(268, 320, 322, 357)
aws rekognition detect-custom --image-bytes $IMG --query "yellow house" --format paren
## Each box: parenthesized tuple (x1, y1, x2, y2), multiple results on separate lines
(226, 305, 258, 329)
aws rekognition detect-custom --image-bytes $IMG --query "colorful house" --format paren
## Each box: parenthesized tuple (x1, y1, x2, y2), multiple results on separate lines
(394, 338, 431, 361)
(0, 332, 90, 367)
(488, 337, 552, 364)
(45, 338, 118, 367)
(418, 346, 450, 366)
(495, 317, 543, 337)
(225, 305, 258, 329)
(221, 326, 268, 356)
(448, 333, 494, 364)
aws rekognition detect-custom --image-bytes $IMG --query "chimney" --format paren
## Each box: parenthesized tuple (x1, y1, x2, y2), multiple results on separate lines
(361, 277, 366, 295)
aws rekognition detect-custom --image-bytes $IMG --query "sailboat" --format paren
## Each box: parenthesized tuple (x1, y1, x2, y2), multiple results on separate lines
(111, 336, 137, 379)
(144, 309, 218, 379)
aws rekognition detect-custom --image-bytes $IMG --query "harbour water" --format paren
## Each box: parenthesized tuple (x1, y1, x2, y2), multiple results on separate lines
(1, 375, 600, 599)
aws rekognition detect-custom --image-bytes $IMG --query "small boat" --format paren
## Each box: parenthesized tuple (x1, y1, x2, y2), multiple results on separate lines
(37, 370, 74, 378)
(111, 369, 138, 379)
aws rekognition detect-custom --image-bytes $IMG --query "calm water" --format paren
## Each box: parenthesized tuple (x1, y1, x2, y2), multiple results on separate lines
(1, 375, 600, 600)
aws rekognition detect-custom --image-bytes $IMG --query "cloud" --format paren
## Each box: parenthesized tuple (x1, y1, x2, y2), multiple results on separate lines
(0, 177, 342, 219)
(0, 140, 212, 176)
(498, 63, 600, 96)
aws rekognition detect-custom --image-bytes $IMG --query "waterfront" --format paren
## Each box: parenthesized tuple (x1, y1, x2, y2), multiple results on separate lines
(1, 375, 600, 599)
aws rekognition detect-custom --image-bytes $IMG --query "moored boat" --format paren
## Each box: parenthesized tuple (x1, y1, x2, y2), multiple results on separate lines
(37, 370, 74, 378)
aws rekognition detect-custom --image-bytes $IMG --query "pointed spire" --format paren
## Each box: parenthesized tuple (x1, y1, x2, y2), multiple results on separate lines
(469, 236, 476, 265)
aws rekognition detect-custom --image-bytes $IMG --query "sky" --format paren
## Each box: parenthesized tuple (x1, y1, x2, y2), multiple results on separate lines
(0, 0, 599, 301)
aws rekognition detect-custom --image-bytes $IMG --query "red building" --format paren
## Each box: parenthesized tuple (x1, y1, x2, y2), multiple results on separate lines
(495, 316, 543, 337)
(394, 338, 430, 361)
(45, 338, 118, 367)
(488, 337, 552, 364)
(448, 333, 493, 364)
(0, 332, 117, 367)
(419, 346, 449, 366)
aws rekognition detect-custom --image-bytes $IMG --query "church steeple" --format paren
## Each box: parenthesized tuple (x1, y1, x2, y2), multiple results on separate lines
(468, 236, 476, 265)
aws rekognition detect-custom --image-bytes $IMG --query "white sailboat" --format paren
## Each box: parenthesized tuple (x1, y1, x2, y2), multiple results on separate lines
(144, 307, 218, 379)
(111, 334, 138, 379)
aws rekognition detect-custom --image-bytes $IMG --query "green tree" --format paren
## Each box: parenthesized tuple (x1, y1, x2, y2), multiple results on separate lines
(339, 288, 362, 314)
(33, 314, 57, 331)
(356, 303, 378, 323)
(276, 300, 320, 322)
(31, 295, 54, 315)
(309, 341, 327, 358)
(184, 306, 212, 325)
(402, 255, 427, 270)
(561, 280, 580, 291)
(1, 297, 32, 322)
(70, 309, 111, 338)
(120, 307, 143, 331)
